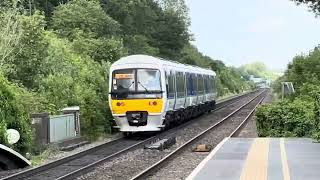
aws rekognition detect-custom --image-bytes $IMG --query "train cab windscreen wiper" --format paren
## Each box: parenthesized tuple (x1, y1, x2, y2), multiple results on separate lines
(137, 81, 150, 93)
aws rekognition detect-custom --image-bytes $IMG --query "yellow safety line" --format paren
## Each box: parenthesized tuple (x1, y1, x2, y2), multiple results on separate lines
(280, 138, 291, 180)
(240, 138, 270, 180)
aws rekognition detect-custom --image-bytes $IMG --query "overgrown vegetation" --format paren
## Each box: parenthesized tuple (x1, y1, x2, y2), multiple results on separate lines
(0, 0, 252, 153)
(255, 0, 320, 140)
(239, 62, 280, 81)
(257, 46, 320, 140)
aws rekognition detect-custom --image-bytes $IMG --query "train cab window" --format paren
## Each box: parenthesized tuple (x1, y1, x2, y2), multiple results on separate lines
(168, 71, 175, 98)
(176, 72, 186, 98)
(137, 69, 161, 91)
(112, 69, 135, 92)
(197, 74, 204, 95)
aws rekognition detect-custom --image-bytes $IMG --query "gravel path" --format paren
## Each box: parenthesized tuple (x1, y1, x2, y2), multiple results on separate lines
(77, 91, 262, 180)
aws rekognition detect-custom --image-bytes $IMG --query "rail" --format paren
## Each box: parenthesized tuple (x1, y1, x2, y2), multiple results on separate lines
(130, 90, 266, 180)
(2, 90, 260, 180)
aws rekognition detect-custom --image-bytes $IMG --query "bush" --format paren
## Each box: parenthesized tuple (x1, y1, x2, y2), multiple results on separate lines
(0, 73, 33, 154)
(256, 98, 315, 137)
(38, 33, 113, 139)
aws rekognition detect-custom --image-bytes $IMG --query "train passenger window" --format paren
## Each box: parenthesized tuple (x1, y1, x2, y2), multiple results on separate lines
(212, 76, 216, 93)
(208, 76, 213, 93)
(204, 75, 209, 93)
(198, 75, 204, 95)
(168, 71, 175, 98)
(176, 72, 185, 98)
(212, 76, 215, 93)
(192, 74, 197, 95)
(187, 73, 193, 96)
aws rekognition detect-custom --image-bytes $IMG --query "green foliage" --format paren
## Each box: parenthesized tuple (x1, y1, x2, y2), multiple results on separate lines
(293, 0, 320, 16)
(274, 47, 320, 95)
(38, 33, 113, 138)
(0, 0, 251, 154)
(125, 35, 159, 56)
(0, 3, 23, 74)
(0, 73, 33, 153)
(50, 0, 124, 63)
(51, 0, 120, 39)
(101, 0, 189, 60)
(71, 31, 123, 63)
(209, 60, 252, 96)
(7, 12, 48, 89)
(313, 93, 320, 140)
(258, 45, 320, 140)
(180, 44, 210, 67)
(256, 98, 315, 137)
(239, 62, 280, 81)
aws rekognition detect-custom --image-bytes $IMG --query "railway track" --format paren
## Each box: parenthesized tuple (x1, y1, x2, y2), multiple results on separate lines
(1, 90, 260, 180)
(131, 90, 267, 180)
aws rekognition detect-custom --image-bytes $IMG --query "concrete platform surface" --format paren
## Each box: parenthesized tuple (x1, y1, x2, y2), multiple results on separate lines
(187, 138, 320, 180)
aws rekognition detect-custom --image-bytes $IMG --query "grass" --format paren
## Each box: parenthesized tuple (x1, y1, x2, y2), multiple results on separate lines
(31, 145, 60, 166)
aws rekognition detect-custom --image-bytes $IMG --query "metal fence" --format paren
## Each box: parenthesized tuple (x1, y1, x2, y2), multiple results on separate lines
(49, 114, 76, 143)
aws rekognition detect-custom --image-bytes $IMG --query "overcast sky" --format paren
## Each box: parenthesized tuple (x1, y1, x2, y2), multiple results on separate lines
(186, 0, 320, 70)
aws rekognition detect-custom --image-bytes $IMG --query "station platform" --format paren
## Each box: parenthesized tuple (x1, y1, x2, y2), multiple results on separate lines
(187, 138, 320, 180)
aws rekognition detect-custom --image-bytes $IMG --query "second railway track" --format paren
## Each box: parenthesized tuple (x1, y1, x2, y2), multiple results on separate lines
(75, 90, 265, 180)
(2, 90, 263, 180)
(132, 90, 267, 180)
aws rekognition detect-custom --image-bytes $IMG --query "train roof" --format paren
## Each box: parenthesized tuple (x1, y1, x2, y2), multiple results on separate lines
(112, 55, 216, 76)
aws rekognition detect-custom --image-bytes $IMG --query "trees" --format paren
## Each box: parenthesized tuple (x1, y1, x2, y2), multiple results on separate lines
(51, 0, 123, 63)
(101, 0, 190, 59)
(7, 13, 48, 89)
(293, 0, 320, 15)
(0, 73, 33, 153)
(279, 47, 320, 94)
(257, 46, 320, 140)
(51, 0, 120, 39)
(0, 3, 23, 75)
(0, 0, 253, 153)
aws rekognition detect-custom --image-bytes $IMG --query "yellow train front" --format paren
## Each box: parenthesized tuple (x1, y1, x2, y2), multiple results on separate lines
(109, 55, 217, 134)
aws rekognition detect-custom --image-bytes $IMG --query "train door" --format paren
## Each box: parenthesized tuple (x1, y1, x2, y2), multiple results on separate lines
(212, 75, 218, 99)
(204, 75, 210, 102)
(165, 69, 176, 111)
(183, 72, 187, 107)
(197, 74, 204, 104)
(175, 71, 186, 109)
(191, 73, 198, 105)
(185, 72, 192, 107)
(207, 76, 214, 101)
(203, 75, 207, 102)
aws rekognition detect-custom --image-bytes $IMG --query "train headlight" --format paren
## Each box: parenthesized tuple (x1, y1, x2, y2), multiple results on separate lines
(149, 101, 157, 106)
(116, 102, 125, 106)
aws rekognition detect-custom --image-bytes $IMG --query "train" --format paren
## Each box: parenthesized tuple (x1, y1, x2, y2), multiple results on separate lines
(109, 55, 217, 135)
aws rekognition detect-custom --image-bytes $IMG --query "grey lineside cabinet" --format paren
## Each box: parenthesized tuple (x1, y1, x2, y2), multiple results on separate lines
(31, 106, 80, 150)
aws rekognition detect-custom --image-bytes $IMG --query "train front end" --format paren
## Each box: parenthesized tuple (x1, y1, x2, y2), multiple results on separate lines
(109, 58, 165, 132)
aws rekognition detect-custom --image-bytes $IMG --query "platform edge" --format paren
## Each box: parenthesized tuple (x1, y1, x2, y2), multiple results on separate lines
(186, 137, 230, 180)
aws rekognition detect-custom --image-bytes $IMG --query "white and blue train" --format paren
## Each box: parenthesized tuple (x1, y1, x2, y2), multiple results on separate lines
(109, 55, 217, 134)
